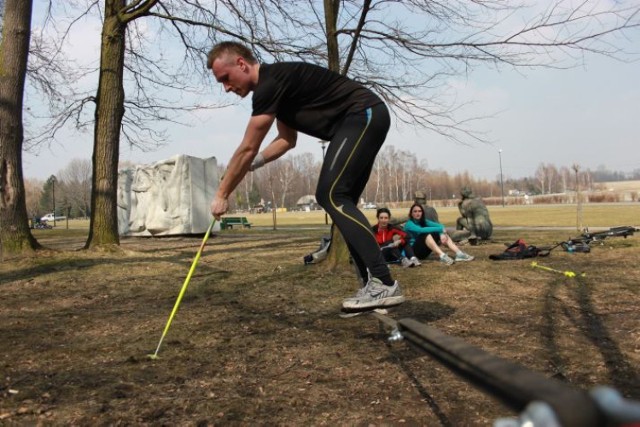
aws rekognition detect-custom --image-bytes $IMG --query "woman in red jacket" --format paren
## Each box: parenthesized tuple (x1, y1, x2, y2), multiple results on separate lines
(372, 208, 421, 267)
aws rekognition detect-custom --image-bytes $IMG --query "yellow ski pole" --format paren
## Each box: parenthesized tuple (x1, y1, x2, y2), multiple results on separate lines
(530, 261, 585, 278)
(148, 218, 216, 359)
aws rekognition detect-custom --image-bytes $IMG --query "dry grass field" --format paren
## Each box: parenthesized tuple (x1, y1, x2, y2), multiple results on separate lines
(597, 180, 640, 192)
(245, 203, 639, 229)
(1, 203, 639, 425)
(49, 203, 638, 231)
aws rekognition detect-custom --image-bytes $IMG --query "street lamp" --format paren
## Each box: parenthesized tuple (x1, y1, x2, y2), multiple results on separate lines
(498, 149, 505, 207)
(318, 140, 328, 225)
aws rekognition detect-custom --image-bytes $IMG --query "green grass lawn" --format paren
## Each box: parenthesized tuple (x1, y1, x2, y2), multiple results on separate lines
(244, 203, 639, 228)
(38, 203, 638, 236)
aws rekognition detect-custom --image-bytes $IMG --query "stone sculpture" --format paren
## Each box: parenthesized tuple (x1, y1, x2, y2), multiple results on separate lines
(456, 187, 493, 241)
(117, 155, 220, 236)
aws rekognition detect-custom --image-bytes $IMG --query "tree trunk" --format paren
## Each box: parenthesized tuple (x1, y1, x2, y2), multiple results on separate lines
(323, 225, 351, 271)
(244, 178, 250, 210)
(321, 0, 352, 270)
(0, 0, 41, 258)
(85, 0, 127, 248)
(323, 0, 340, 73)
(321, 0, 376, 272)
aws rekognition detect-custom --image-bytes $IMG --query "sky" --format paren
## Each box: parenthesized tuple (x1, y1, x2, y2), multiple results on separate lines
(21, 1, 640, 183)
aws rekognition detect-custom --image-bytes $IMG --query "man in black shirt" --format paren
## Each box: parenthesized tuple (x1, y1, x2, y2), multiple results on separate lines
(206, 41, 404, 311)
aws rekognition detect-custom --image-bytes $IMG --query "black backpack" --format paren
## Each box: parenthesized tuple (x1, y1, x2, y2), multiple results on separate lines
(561, 241, 591, 253)
(489, 239, 542, 260)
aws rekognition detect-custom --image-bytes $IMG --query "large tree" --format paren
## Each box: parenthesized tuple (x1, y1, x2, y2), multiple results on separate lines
(85, 0, 149, 247)
(31, 0, 281, 249)
(0, 0, 40, 256)
(298, 1, 640, 141)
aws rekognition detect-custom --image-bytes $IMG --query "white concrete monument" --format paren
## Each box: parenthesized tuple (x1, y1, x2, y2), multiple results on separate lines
(117, 155, 221, 236)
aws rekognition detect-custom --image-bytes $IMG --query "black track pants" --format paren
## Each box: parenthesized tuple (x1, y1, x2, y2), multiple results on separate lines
(315, 103, 393, 285)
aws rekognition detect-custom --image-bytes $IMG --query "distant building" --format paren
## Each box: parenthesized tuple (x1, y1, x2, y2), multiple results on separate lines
(296, 195, 319, 211)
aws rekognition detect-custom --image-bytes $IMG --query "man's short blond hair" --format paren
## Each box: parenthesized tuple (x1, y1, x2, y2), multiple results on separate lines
(206, 41, 257, 69)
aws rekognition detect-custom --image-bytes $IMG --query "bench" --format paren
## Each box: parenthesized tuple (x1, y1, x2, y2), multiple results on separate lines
(221, 216, 252, 229)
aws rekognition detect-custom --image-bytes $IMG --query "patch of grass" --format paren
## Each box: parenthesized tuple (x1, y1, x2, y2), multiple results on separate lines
(245, 204, 639, 228)
(482, 204, 640, 228)
(32, 204, 639, 238)
(598, 180, 640, 191)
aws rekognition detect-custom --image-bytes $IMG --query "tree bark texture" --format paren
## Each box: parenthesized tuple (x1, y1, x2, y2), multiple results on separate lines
(323, 0, 340, 73)
(322, 225, 351, 272)
(322, 0, 363, 273)
(0, 0, 40, 257)
(85, 0, 127, 248)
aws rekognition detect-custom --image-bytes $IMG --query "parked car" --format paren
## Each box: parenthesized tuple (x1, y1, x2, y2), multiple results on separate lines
(363, 202, 377, 210)
(41, 213, 66, 222)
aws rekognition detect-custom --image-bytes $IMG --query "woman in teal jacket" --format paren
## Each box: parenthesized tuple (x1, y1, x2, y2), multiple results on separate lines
(403, 203, 474, 265)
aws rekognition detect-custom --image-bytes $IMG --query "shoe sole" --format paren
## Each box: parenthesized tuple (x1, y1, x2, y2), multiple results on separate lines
(455, 258, 475, 262)
(342, 295, 405, 310)
(339, 308, 389, 318)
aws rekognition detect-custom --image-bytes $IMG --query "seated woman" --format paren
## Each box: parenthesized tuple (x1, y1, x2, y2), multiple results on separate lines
(403, 203, 474, 265)
(372, 208, 421, 268)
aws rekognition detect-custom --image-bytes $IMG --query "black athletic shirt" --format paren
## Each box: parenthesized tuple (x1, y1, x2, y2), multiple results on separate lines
(252, 62, 382, 140)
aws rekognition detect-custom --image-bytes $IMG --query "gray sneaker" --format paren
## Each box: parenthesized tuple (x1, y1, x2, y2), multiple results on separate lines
(342, 278, 405, 310)
(440, 253, 454, 265)
(455, 252, 475, 262)
(400, 257, 413, 268)
(343, 281, 375, 306)
(350, 285, 368, 299)
(410, 256, 422, 266)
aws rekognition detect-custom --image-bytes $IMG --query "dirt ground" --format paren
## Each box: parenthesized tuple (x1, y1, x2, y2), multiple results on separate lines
(1, 227, 639, 425)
